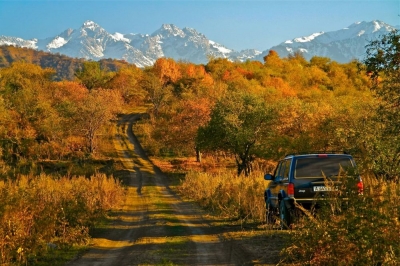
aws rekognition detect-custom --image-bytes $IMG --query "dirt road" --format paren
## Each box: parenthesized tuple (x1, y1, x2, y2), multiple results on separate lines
(66, 113, 283, 266)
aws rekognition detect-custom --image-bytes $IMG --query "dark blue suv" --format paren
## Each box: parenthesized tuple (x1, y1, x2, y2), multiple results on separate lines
(264, 153, 363, 229)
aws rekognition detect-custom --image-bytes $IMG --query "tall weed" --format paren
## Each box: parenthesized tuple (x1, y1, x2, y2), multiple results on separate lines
(281, 175, 400, 265)
(178, 170, 266, 221)
(0, 173, 125, 265)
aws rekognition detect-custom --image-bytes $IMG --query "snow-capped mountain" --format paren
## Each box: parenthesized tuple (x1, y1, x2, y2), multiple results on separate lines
(0, 20, 260, 67)
(257, 20, 399, 63)
(0, 20, 398, 66)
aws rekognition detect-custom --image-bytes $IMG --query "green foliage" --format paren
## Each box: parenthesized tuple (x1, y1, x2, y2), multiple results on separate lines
(196, 92, 276, 176)
(362, 30, 400, 179)
(74, 61, 114, 91)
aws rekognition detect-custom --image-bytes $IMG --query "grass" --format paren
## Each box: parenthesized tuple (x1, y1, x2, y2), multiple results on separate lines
(31, 246, 88, 266)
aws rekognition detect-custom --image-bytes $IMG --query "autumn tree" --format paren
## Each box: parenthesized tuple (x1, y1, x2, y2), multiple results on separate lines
(140, 58, 181, 117)
(196, 92, 276, 176)
(173, 62, 214, 99)
(0, 62, 57, 164)
(106, 65, 145, 104)
(152, 57, 181, 86)
(263, 50, 284, 76)
(74, 89, 122, 154)
(153, 97, 212, 159)
(48, 81, 89, 158)
(140, 71, 172, 117)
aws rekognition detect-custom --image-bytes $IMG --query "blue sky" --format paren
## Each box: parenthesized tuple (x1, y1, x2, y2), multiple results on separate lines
(0, 0, 399, 51)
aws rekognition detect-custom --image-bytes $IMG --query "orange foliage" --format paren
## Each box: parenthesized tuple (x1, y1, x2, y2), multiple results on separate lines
(51, 81, 88, 103)
(236, 67, 254, 80)
(182, 63, 214, 86)
(263, 76, 297, 97)
(153, 57, 181, 85)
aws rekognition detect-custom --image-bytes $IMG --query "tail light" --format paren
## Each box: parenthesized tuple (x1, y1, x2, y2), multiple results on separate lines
(288, 183, 295, 197)
(357, 180, 363, 195)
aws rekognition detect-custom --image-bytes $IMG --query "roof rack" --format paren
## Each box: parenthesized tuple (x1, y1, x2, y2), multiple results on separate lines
(284, 151, 348, 157)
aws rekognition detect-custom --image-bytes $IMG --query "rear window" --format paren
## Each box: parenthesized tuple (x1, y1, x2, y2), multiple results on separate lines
(294, 157, 354, 178)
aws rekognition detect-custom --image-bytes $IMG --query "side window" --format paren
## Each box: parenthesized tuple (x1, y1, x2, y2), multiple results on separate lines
(282, 159, 292, 180)
(274, 161, 285, 180)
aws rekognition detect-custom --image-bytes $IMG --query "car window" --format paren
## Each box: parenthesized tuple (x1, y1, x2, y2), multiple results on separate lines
(274, 161, 284, 180)
(282, 159, 291, 180)
(275, 159, 291, 181)
(294, 157, 353, 178)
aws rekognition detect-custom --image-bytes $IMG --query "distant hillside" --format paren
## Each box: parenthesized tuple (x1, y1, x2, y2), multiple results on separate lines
(0, 45, 131, 80)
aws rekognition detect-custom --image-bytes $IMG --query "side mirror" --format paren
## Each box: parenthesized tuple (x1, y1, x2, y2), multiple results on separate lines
(264, 174, 274, 181)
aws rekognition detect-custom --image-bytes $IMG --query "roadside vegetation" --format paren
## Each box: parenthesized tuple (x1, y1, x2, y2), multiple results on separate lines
(281, 174, 400, 265)
(0, 173, 124, 265)
(0, 30, 399, 265)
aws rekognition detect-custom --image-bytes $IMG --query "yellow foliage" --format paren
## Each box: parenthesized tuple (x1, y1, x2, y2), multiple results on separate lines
(0, 173, 125, 264)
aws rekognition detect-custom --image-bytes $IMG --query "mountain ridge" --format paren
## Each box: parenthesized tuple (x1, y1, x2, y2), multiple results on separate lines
(259, 20, 398, 62)
(0, 20, 398, 67)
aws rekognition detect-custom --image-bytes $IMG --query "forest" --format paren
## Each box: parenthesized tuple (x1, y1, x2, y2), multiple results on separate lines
(0, 30, 399, 265)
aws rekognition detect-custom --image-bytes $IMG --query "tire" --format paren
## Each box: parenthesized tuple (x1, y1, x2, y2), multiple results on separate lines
(279, 199, 291, 229)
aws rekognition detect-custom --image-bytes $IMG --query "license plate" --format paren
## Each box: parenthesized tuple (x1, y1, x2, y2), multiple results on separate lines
(313, 186, 338, 192)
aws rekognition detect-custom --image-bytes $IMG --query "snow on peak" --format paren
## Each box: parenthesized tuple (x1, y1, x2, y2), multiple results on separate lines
(158, 24, 185, 37)
(112, 32, 130, 43)
(82, 20, 100, 31)
(293, 32, 324, 43)
(341, 20, 395, 38)
(209, 40, 232, 54)
(47, 36, 68, 49)
(84, 20, 96, 27)
(0, 36, 38, 49)
(372, 20, 382, 32)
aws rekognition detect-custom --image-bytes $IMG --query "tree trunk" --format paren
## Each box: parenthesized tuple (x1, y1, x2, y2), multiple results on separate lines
(88, 129, 95, 154)
(235, 142, 254, 176)
(195, 147, 202, 163)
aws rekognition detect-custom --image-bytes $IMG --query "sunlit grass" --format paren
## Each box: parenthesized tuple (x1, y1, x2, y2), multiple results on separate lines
(178, 169, 267, 222)
(91, 238, 133, 248)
